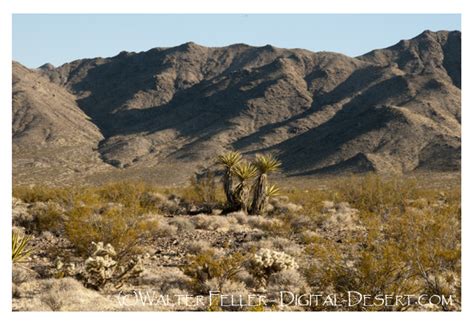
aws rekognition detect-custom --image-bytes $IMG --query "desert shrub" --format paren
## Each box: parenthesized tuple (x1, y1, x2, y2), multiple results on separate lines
(192, 214, 230, 231)
(12, 265, 38, 285)
(33, 278, 115, 311)
(303, 196, 461, 311)
(267, 269, 308, 302)
(12, 185, 70, 204)
(156, 195, 188, 215)
(186, 169, 218, 205)
(30, 201, 65, 234)
(140, 267, 192, 294)
(96, 182, 152, 207)
(320, 201, 362, 234)
(205, 278, 249, 295)
(243, 237, 302, 260)
(303, 233, 346, 285)
(281, 213, 321, 235)
(186, 240, 212, 255)
(182, 249, 246, 293)
(12, 197, 34, 229)
(247, 215, 292, 236)
(333, 174, 418, 214)
(267, 237, 303, 258)
(168, 216, 195, 231)
(138, 191, 168, 211)
(205, 278, 250, 311)
(233, 269, 258, 288)
(267, 196, 303, 215)
(227, 211, 248, 224)
(64, 205, 158, 259)
(144, 214, 177, 237)
(282, 188, 332, 216)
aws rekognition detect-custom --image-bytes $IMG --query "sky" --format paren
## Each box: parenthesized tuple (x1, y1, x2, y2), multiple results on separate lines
(13, 14, 461, 68)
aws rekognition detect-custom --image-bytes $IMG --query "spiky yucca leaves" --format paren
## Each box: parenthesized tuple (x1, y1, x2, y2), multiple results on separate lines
(250, 154, 281, 215)
(266, 184, 280, 198)
(263, 184, 280, 213)
(252, 154, 282, 175)
(12, 231, 33, 263)
(232, 161, 257, 181)
(231, 161, 257, 213)
(217, 151, 242, 207)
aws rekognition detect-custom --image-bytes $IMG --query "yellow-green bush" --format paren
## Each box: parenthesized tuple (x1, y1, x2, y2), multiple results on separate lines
(65, 205, 158, 260)
(301, 181, 461, 311)
(33, 202, 65, 234)
(182, 249, 246, 293)
(13, 185, 71, 204)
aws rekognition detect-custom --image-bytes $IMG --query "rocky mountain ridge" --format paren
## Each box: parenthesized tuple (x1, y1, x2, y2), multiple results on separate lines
(13, 30, 461, 185)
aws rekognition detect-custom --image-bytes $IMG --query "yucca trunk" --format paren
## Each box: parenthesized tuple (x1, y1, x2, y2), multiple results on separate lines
(251, 173, 267, 215)
(233, 181, 251, 213)
(223, 168, 235, 206)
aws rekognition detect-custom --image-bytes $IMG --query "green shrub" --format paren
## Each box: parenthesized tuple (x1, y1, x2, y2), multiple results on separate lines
(302, 192, 461, 311)
(13, 185, 70, 204)
(182, 250, 246, 293)
(64, 205, 158, 260)
(187, 170, 218, 205)
(33, 202, 65, 234)
(333, 174, 417, 214)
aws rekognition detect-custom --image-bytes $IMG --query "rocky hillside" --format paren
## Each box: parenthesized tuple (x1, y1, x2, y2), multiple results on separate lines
(13, 30, 461, 184)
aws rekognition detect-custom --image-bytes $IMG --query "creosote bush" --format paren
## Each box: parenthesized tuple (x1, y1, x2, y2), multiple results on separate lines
(32, 202, 65, 234)
(65, 205, 159, 259)
(182, 249, 246, 293)
(301, 177, 461, 311)
(187, 169, 218, 206)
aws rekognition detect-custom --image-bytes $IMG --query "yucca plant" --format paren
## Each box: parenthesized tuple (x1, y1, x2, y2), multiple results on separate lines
(231, 161, 257, 213)
(217, 151, 242, 207)
(250, 154, 281, 215)
(12, 231, 33, 263)
(266, 184, 280, 198)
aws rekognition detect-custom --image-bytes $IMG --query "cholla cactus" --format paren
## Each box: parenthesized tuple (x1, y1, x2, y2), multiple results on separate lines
(83, 242, 118, 289)
(249, 249, 298, 289)
(83, 242, 146, 290)
(114, 255, 146, 288)
(54, 257, 76, 278)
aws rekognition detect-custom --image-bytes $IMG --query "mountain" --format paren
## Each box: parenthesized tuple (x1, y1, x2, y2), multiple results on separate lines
(12, 62, 114, 185)
(12, 30, 461, 185)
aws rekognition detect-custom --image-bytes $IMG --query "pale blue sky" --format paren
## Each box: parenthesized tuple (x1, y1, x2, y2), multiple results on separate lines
(13, 14, 461, 68)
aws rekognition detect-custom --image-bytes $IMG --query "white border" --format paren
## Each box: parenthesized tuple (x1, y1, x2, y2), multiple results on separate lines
(1, 1, 471, 324)
(4, 0, 466, 13)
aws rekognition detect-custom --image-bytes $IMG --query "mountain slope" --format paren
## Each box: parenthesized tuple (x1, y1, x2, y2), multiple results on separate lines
(13, 30, 461, 184)
(12, 62, 112, 184)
